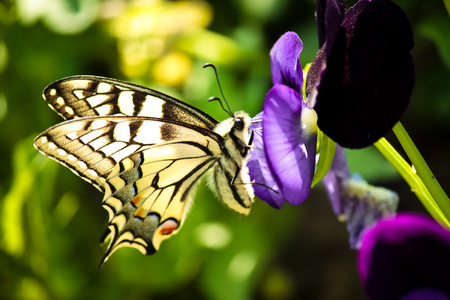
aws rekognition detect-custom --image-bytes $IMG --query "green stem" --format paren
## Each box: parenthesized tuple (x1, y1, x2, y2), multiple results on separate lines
(374, 138, 449, 226)
(392, 122, 450, 223)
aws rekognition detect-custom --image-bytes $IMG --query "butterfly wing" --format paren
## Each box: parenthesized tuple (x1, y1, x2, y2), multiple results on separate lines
(100, 137, 220, 264)
(35, 115, 223, 261)
(35, 76, 256, 262)
(34, 115, 221, 192)
(43, 75, 219, 129)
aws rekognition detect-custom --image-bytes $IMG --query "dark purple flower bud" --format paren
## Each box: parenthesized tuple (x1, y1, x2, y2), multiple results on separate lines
(358, 213, 450, 300)
(307, 0, 415, 148)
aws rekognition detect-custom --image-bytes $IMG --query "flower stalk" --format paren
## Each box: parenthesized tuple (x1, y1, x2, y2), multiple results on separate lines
(392, 122, 450, 221)
(374, 127, 450, 227)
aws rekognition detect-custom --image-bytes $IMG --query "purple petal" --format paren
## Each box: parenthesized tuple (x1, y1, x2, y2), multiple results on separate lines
(401, 289, 449, 300)
(358, 213, 450, 299)
(305, 45, 326, 109)
(322, 145, 350, 216)
(322, 170, 341, 215)
(315, 0, 345, 48)
(262, 84, 317, 205)
(248, 112, 286, 209)
(270, 32, 304, 94)
(330, 145, 350, 179)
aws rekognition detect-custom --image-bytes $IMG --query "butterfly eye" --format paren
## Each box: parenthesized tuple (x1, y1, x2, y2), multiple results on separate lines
(234, 118, 244, 131)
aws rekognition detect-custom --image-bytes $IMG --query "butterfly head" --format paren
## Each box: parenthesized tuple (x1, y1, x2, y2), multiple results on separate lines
(231, 111, 251, 157)
(232, 111, 251, 135)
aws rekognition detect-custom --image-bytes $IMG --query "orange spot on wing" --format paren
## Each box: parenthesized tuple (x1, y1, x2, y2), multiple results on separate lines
(135, 206, 147, 219)
(158, 219, 179, 235)
(132, 193, 144, 207)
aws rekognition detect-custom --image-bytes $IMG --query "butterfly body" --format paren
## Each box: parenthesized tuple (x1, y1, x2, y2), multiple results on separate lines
(34, 75, 254, 264)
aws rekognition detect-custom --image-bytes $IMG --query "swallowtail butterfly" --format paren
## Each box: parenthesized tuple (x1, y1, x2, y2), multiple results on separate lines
(34, 72, 254, 264)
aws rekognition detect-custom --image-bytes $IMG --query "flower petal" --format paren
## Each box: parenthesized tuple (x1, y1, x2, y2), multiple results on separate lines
(401, 289, 449, 300)
(270, 32, 304, 94)
(248, 112, 286, 209)
(307, 0, 415, 148)
(262, 84, 317, 205)
(315, 0, 345, 48)
(358, 213, 450, 299)
(322, 145, 350, 216)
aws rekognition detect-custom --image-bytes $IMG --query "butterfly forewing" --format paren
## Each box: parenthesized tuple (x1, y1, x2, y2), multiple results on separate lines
(43, 75, 219, 129)
(34, 116, 221, 191)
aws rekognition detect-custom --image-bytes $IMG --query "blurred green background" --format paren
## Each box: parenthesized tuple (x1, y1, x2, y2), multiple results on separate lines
(0, 0, 449, 299)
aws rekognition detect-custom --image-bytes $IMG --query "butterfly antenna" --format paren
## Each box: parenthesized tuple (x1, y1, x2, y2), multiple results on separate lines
(203, 63, 233, 117)
(208, 97, 233, 117)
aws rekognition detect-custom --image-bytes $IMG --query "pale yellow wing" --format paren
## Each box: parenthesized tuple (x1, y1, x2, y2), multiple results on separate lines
(34, 116, 221, 192)
(100, 137, 221, 264)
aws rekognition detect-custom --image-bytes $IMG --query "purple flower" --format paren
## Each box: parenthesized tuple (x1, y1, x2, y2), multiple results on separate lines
(306, 0, 415, 148)
(323, 145, 399, 248)
(248, 32, 317, 208)
(358, 213, 450, 299)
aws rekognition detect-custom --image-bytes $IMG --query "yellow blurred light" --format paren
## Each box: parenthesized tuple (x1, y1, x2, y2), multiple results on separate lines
(109, 0, 212, 39)
(119, 40, 150, 78)
(151, 51, 193, 87)
(108, 0, 213, 86)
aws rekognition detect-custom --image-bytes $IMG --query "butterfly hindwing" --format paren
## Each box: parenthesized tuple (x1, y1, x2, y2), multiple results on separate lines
(99, 137, 221, 264)
(43, 76, 219, 130)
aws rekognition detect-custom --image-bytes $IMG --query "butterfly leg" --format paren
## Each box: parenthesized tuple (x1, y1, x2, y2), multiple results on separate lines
(231, 165, 241, 185)
(247, 127, 264, 151)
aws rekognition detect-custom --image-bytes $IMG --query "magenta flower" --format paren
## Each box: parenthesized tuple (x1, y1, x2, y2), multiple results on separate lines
(358, 213, 450, 299)
(248, 32, 317, 208)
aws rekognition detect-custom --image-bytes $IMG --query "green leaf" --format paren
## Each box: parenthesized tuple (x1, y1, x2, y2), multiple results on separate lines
(420, 15, 450, 69)
(311, 131, 336, 188)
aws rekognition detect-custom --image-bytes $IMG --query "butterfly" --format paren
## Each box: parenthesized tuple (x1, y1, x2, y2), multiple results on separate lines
(34, 70, 254, 265)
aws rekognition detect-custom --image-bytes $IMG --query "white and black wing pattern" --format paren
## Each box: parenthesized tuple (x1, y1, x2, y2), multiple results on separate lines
(35, 76, 254, 263)
(42, 75, 218, 129)
(34, 116, 219, 191)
